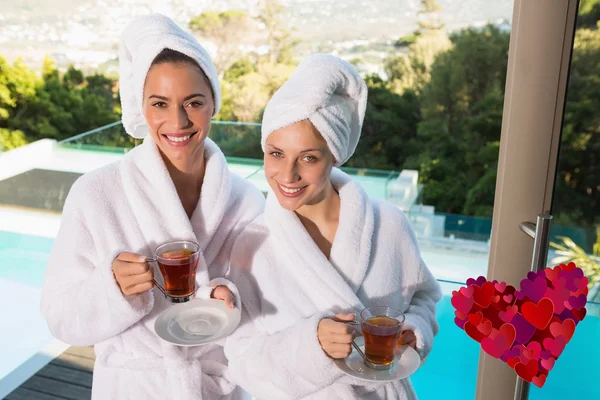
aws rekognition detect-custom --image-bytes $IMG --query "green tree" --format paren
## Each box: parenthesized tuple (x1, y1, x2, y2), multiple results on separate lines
(345, 75, 421, 170)
(1, 55, 121, 147)
(0, 128, 28, 151)
(189, 10, 255, 76)
(407, 25, 510, 216)
(257, 0, 299, 64)
(0, 56, 39, 149)
(384, 0, 451, 94)
(552, 24, 600, 226)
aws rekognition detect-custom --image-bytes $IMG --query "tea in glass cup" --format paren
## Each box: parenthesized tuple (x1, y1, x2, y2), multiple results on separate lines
(359, 306, 405, 370)
(148, 240, 200, 303)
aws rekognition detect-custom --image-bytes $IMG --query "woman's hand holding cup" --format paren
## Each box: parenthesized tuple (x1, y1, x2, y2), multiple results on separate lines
(112, 252, 154, 296)
(398, 329, 417, 350)
(317, 313, 356, 359)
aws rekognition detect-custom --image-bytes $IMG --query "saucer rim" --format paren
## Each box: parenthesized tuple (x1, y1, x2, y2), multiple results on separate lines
(333, 335, 421, 382)
(154, 298, 241, 347)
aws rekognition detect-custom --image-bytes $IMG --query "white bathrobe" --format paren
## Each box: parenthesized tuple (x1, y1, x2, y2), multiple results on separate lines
(41, 137, 264, 400)
(224, 169, 442, 400)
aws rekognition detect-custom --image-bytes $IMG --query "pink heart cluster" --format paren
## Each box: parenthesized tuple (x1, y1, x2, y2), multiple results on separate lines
(451, 262, 588, 387)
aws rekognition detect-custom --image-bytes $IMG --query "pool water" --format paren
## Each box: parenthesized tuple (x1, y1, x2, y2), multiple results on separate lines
(0, 230, 61, 397)
(0, 230, 598, 398)
(411, 282, 600, 399)
(0, 231, 54, 287)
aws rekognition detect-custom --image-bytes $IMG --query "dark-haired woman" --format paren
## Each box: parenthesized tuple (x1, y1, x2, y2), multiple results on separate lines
(41, 14, 263, 399)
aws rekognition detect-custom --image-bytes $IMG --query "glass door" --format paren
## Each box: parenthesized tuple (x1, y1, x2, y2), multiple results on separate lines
(475, 1, 598, 399)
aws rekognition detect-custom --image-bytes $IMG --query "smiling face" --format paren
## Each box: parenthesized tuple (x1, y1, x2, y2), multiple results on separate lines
(142, 61, 214, 166)
(264, 119, 336, 211)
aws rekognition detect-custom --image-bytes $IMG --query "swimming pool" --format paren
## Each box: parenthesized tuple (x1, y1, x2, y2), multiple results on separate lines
(1, 230, 598, 398)
(0, 230, 70, 398)
(411, 282, 600, 399)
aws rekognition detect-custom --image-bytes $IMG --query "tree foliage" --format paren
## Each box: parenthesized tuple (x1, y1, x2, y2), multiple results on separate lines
(1, 2, 599, 231)
(189, 10, 254, 76)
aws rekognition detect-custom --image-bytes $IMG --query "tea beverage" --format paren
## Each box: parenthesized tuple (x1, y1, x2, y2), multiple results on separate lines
(157, 248, 198, 297)
(361, 316, 403, 366)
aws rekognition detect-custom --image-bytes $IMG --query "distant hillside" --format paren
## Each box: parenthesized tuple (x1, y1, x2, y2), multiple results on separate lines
(0, 0, 513, 70)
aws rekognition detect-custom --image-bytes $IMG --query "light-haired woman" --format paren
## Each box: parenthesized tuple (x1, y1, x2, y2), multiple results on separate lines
(224, 54, 442, 399)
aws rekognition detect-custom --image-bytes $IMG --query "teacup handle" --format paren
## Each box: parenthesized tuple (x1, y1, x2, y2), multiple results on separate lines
(345, 321, 366, 360)
(145, 257, 168, 297)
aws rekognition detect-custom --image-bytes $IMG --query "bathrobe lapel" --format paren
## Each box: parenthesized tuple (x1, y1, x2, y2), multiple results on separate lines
(264, 168, 374, 313)
(120, 137, 232, 287)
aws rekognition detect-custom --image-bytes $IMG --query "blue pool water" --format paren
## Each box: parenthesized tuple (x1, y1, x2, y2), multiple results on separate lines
(411, 283, 600, 399)
(1, 230, 599, 398)
(0, 230, 54, 287)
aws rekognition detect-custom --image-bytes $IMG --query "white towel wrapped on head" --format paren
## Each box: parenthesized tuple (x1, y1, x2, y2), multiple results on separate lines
(119, 13, 221, 139)
(260, 54, 368, 166)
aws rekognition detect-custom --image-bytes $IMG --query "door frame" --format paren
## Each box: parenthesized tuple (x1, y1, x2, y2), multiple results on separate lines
(475, 1, 580, 399)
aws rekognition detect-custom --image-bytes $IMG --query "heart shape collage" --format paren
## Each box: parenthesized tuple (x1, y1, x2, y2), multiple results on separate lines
(451, 262, 588, 387)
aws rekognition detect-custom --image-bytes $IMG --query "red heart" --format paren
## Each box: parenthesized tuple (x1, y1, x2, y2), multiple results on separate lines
(468, 311, 483, 326)
(549, 319, 576, 342)
(452, 264, 587, 389)
(545, 266, 562, 282)
(498, 323, 516, 349)
(455, 310, 468, 320)
(464, 321, 486, 343)
(572, 308, 586, 321)
(507, 357, 520, 368)
(522, 298, 554, 330)
(543, 336, 567, 358)
(477, 319, 493, 336)
(540, 357, 555, 371)
(514, 359, 538, 382)
(472, 281, 495, 308)
(562, 262, 576, 272)
(532, 374, 547, 388)
(451, 293, 474, 314)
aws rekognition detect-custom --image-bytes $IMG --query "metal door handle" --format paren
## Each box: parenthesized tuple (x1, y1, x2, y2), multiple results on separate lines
(514, 212, 552, 400)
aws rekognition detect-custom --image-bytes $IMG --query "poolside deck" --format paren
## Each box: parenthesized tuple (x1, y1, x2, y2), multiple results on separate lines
(6, 347, 93, 400)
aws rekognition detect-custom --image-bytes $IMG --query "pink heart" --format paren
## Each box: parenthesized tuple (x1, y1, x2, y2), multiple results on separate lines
(499, 305, 518, 323)
(482, 334, 508, 358)
(543, 336, 567, 358)
(540, 357, 556, 371)
(544, 286, 569, 314)
(451, 293, 474, 314)
(503, 294, 513, 303)
(524, 341, 542, 360)
(495, 282, 507, 293)
(460, 286, 474, 298)
(574, 277, 588, 291)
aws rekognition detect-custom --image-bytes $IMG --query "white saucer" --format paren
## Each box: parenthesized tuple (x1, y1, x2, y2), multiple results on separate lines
(334, 336, 421, 382)
(154, 298, 241, 346)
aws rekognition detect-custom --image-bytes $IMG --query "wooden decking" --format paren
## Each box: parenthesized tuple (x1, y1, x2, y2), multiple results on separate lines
(6, 347, 94, 400)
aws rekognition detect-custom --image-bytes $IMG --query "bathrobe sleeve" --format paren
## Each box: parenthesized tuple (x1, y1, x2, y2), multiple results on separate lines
(392, 208, 442, 362)
(40, 179, 154, 346)
(224, 309, 343, 399)
(402, 260, 442, 362)
(223, 236, 343, 399)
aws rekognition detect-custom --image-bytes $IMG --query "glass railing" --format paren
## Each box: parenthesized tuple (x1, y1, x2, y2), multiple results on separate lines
(57, 120, 402, 202)
(53, 121, 600, 294)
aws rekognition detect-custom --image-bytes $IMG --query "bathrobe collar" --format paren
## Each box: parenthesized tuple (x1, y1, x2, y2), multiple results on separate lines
(119, 136, 232, 286)
(264, 168, 374, 312)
